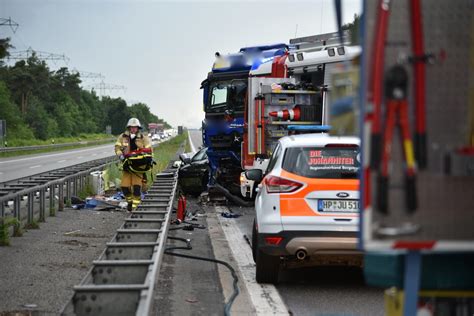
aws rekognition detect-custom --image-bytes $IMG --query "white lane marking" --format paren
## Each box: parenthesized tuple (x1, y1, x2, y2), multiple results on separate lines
(77, 156, 83, 159)
(92, 153, 98, 156)
(188, 131, 197, 153)
(58, 160, 67, 163)
(29, 165, 42, 169)
(215, 206, 289, 315)
(0, 144, 113, 164)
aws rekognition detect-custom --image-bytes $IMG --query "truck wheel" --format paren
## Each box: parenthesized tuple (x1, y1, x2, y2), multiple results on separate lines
(255, 247, 280, 284)
(252, 219, 257, 263)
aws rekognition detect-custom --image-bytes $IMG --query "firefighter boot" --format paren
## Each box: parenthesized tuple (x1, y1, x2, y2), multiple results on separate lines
(122, 187, 133, 212)
(131, 185, 142, 211)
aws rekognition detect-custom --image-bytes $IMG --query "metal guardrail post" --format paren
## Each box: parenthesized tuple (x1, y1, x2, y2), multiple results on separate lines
(13, 195, 20, 221)
(27, 192, 34, 224)
(39, 187, 46, 222)
(79, 175, 84, 195)
(49, 184, 55, 216)
(13, 195, 21, 235)
(66, 180, 71, 207)
(72, 176, 78, 197)
(58, 182, 65, 212)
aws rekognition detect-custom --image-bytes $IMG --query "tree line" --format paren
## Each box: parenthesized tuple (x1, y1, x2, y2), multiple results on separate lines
(0, 39, 170, 142)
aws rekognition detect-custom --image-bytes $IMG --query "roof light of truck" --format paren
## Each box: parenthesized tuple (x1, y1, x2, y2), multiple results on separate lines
(264, 236, 283, 246)
(296, 53, 304, 61)
(328, 48, 336, 57)
(265, 175, 303, 194)
(288, 54, 295, 62)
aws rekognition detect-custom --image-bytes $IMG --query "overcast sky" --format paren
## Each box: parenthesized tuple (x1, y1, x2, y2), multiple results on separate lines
(1, 0, 361, 128)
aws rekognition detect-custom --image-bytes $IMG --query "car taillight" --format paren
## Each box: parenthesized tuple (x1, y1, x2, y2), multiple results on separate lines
(265, 236, 283, 245)
(264, 175, 303, 194)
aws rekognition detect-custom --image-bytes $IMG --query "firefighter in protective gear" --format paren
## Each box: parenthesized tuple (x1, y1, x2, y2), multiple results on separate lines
(115, 118, 152, 211)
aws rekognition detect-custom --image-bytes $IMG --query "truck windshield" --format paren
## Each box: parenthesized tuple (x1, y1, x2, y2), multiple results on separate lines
(207, 80, 246, 113)
(282, 146, 360, 179)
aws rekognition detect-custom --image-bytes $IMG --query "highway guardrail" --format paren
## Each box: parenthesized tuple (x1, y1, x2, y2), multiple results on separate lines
(0, 138, 115, 153)
(61, 169, 178, 315)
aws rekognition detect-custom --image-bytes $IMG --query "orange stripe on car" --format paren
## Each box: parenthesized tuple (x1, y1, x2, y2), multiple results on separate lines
(279, 170, 359, 217)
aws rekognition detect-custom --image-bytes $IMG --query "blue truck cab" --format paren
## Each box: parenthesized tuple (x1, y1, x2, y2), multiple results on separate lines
(201, 44, 287, 194)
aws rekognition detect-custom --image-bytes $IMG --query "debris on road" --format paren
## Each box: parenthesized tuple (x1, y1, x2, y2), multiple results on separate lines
(221, 211, 241, 218)
(63, 230, 81, 236)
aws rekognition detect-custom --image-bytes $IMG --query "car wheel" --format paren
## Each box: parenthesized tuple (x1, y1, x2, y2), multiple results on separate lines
(255, 246, 280, 284)
(252, 219, 257, 263)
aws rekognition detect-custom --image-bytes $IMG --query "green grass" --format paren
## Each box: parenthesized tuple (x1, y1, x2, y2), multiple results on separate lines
(78, 178, 96, 200)
(0, 217, 21, 246)
(104, 161, 122, 190)
(7, 133, 112, 147)
(24, 220, 40, 230)
(152, 132, 187, 174)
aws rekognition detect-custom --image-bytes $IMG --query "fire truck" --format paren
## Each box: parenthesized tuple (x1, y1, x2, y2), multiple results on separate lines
(240, 32, 361, 198)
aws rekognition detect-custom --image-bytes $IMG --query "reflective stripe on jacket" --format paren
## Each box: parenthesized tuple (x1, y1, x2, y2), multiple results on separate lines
(115, 131, 152, 156)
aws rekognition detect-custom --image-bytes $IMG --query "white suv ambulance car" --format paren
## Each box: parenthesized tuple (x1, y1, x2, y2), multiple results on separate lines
(245, 133, 361, 283)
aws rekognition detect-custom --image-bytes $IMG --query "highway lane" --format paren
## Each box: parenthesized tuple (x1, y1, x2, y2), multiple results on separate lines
(188, 129, 203, 152)
(0, 143, 116, 183)
(187, 129, 385, 315)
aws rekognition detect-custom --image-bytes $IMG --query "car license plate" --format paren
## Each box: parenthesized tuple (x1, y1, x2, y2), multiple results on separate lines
(319, 199, 359, 212)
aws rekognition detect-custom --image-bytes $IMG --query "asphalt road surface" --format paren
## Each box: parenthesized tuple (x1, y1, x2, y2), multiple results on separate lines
(187, 129, 203, 153)
(0, 143, 116, 183)
(187, 129, 385, 315)
(0, 139, 165, 183)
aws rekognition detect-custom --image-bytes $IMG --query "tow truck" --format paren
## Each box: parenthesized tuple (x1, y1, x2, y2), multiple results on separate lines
(240, 32, 361, 199)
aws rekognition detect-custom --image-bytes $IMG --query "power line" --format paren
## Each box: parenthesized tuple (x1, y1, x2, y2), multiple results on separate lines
(0, 17, 19, 33)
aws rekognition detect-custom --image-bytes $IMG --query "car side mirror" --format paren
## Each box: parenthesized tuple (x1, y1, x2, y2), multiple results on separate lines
(245, 169, 263, 182)
(179, 154, 191, 164)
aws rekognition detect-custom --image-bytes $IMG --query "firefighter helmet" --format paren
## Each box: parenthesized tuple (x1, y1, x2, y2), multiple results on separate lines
(127, 118, 142, 129)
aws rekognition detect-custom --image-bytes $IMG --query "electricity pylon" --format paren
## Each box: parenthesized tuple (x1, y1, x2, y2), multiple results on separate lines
(7, 47, 69, 64)
(0, 17, 19, 33)
(86, 80, 126, 98)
